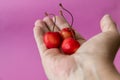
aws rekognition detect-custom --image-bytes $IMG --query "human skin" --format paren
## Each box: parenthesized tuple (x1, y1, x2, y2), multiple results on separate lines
(33, 14, 120, 80)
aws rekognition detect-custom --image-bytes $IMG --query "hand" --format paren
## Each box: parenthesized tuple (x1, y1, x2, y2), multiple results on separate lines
(33, 14, 120, 80)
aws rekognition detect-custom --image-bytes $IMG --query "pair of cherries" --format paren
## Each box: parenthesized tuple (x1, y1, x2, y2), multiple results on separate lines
(44, 27, 80, 55)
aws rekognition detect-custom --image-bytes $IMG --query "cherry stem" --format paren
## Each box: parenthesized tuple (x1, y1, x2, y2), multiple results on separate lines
(59, 3, 74, 27)
(59, 10, 67, 23)
(44, 12, 51, 31)
(45, 12, 60, 32)
(59, 3, 76, 40)
(45, 12, 49, 16)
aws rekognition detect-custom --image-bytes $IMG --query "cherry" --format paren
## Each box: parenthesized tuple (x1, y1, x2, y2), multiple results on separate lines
(62, 38, 80, 55)
(44, 32, 62, 49)
(60, 28, 75, 39)
(43, 3, 80, 55)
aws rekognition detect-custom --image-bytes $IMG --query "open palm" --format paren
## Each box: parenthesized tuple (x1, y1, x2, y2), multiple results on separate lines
(33, 15, 120, 80)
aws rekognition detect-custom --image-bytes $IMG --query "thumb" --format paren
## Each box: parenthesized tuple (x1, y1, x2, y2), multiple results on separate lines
(100, 14, 119, 33)
(100, 14, 120, 48)
(78, 15, 120, 57)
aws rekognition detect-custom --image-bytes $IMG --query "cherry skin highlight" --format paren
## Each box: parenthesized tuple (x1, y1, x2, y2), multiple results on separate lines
(44, 32, 62, 49)
(62, 38, 80, 55)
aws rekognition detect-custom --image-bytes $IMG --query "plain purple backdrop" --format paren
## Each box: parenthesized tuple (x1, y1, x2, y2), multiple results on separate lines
(0, 0, 120, 80)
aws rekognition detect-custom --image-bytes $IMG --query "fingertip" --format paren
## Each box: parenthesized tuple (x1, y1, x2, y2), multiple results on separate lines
(102, 14, 110, 18)
(43, 16, 55, 31)
(100, 14, 118, 32)
(34, 19, 45, 28)
(100, 14, 112, 25)
(43, 16, 50, 21)
(55, 16, 70, 30)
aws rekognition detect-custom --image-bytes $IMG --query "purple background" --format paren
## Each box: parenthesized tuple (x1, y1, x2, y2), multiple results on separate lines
(0, 0, 120, 80)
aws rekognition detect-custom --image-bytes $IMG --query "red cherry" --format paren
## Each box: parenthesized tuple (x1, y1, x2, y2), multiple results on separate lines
(62, 38, 80, 55)
(60, 28, 75, 39)
(44, 32, 62, 48)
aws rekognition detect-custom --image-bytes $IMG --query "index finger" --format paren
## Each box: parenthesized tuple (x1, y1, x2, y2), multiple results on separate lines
(33, 20, 49, 56)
